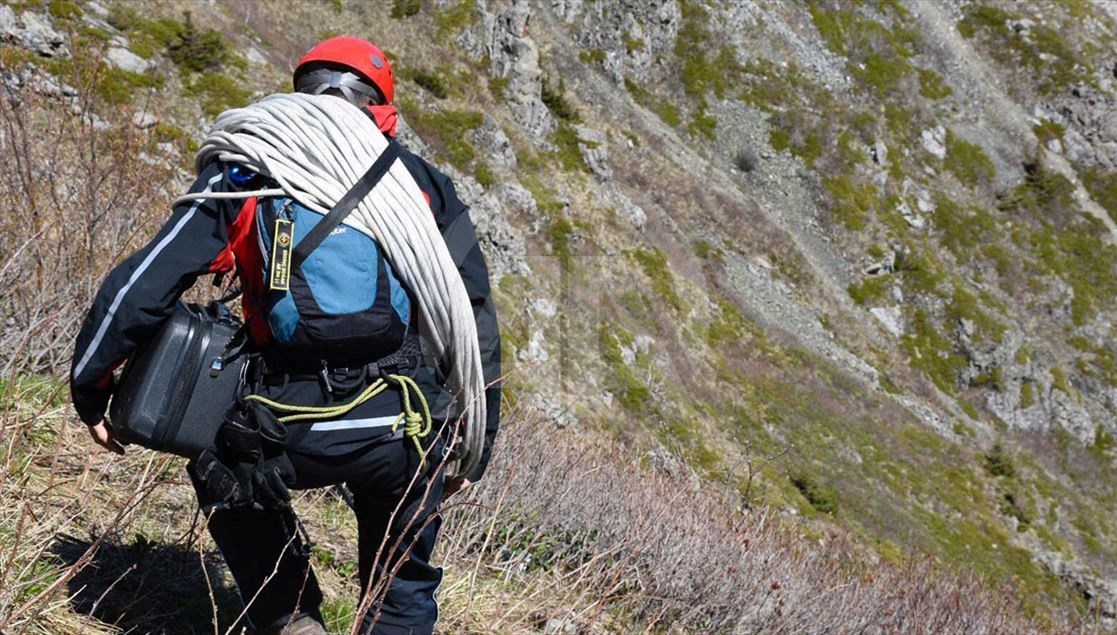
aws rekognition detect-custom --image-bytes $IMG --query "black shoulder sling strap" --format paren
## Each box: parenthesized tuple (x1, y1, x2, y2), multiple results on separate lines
(292, 140, 401, 267)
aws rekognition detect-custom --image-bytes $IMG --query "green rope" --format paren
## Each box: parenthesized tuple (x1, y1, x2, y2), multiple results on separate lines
(244, 374, 433, 462)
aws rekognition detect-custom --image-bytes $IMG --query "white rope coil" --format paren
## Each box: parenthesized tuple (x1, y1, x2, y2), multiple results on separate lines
(190, 93, 484, 479)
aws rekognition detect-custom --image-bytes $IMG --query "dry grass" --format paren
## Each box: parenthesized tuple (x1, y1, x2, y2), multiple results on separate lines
(0, 53, 181, 377)
(0, 377, 1059, 634)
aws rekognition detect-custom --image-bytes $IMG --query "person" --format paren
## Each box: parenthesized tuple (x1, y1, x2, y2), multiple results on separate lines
(68, 36, 502, 635)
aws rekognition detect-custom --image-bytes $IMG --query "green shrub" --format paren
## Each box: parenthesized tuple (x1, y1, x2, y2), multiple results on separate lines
(1080, 168, 1117, 224)
(1091, 427, 1115, 456)
(600, 325, 651, 412)
(48, 0, 81, 20)
(1033, 119, 1065, 145)
(1020, 381, 1035, 408)
(553, 122, 588, 173)
(769, 128, 791, 151)
(624, 78, 682, 127)
(823, 175, 878, 230)
(474, 161, 495, 189)
(542, 80, 579, 122)
(390, 0, 421, 18)
(579, 49, 606, 65)
(547, 217, 575, 271)
(404, 106, 484, 170)
(675, 1, 741, 100)
(186, 72, 251, 117)
(167, 12, 233, 73)
(944, 131, 995, 187)
(628, 248, 684, 313)
(984, 443, 1016, 478)
(106, 6, 185, 59)
(488, 76, 509, 98)
(409, 70, 448, 99)
(436, 0, 476, 36)
(1005, 168, 1117, 325)
(999, 166, 1075, 216)
(95, 65, 164, 104)
(623, 32, 645, 53)
(707, 299, 748, 348)
(848, 275, 892, 306)
(957, 5, 1012, 39)
(688, 106, 717, 140)
(932, 194, 996, 261)
(1050, 367, 1070, 394)
(790, 472, 838, 514)
(918, 67, 953, 99)
(902, 308, 966, 394)
(809, 2, 916, 95)
(958, 4, 1090, 94)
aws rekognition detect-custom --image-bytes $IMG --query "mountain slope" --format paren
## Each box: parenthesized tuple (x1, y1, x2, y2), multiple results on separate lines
(2, 0, 1117, 630)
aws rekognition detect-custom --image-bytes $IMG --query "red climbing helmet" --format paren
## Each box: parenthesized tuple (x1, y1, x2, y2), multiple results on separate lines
(294, 36, 395, 106)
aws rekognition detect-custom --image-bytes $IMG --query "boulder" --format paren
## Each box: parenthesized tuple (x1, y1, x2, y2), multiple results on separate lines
(107, 46, 153, 74)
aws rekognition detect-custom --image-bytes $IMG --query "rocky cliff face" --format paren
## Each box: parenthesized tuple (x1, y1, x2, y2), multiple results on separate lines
(4, 0, 1117, 624)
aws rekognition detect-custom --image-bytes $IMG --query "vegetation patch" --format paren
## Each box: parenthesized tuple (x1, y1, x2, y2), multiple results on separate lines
(390, 0, 422, 19)
(1033, 119, 1065, 145)
(902, 308, 967, 394)
(917, 67, 953, 100)
(790, 472, 838, 515)
(579, 49, 606, 65)
(957, 4, 1093, 94)
(402, 68, 449, 99)
(186, 72, 251, 117)
(1079, 168, 1117, 225)
(599, 324, 651, 412)
(984, 443, 1016, 478)
(435, 0, 477, 37)
(848, 274, 892, 306)
(809, 2, 917, 96)
(707, 298, 754, 349)
(627, 247, 684, 313)
(400, 103, 484, 171)
(1000, 167, 1117, 325)
(932, 194, 997, 262)
(823, 175, 879, 230)
(624, 78, 682, 127)
(943, 131, 995, 188)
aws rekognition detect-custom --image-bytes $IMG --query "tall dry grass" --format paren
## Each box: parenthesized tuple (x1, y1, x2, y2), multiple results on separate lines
(0, 53, 180, 377)
(0, 380, 1064, 635)
(438, 415, 1060, 634)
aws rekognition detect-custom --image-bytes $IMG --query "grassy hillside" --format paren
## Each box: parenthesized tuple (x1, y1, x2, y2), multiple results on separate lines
(1, 0, 1117, 631)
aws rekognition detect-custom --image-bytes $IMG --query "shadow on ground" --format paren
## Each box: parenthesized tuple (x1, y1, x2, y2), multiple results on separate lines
(50, 532, 245, 634)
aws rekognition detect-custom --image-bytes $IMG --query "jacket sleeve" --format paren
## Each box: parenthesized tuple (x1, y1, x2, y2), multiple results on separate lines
(70, 162, 240, 425)
(419, 165, 502, 482)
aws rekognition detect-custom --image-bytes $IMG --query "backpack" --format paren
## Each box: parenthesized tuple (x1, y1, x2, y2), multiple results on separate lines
(216, 143, 412, 366)
(255, 196, 411, 364)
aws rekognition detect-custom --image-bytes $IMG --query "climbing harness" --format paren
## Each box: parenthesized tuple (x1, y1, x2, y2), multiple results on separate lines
(177, 93, 484, 478)
(245, 373, 434, 463)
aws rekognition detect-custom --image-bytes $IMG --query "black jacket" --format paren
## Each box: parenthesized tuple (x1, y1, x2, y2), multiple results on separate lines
(70, 147, 502, 481)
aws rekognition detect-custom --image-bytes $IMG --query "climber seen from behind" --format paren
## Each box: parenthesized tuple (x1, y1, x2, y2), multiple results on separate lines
(69, 36, 502, 635)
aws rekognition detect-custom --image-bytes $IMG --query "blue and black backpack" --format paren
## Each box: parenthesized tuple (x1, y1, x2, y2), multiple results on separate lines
(238, 142, 412, 366)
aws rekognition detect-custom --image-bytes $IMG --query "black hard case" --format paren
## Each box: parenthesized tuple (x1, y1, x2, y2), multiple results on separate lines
(109, 303, 245, 458)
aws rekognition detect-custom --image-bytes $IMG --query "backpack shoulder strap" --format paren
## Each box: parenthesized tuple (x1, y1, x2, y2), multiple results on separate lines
(292, 141, 401, 267)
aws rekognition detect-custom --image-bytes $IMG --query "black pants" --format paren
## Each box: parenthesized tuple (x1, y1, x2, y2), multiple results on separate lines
(188, 376, 445, 634)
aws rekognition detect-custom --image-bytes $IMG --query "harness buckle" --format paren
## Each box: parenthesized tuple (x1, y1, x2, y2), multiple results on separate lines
(318, 361, 333, 394)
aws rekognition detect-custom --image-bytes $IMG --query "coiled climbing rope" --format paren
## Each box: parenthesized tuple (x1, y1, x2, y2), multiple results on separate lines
(179, 93, 484, 479)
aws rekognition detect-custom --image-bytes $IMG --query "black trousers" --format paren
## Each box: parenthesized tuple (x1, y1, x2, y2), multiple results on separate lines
(188, 376, 445, 634)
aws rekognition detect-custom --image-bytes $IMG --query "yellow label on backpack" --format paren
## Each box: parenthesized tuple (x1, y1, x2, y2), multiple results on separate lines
(269, 219, 293, 291)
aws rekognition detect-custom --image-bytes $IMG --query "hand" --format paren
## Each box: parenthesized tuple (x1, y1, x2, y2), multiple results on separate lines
(444, 477, 471, 498)
(88, 419, 125, 455)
